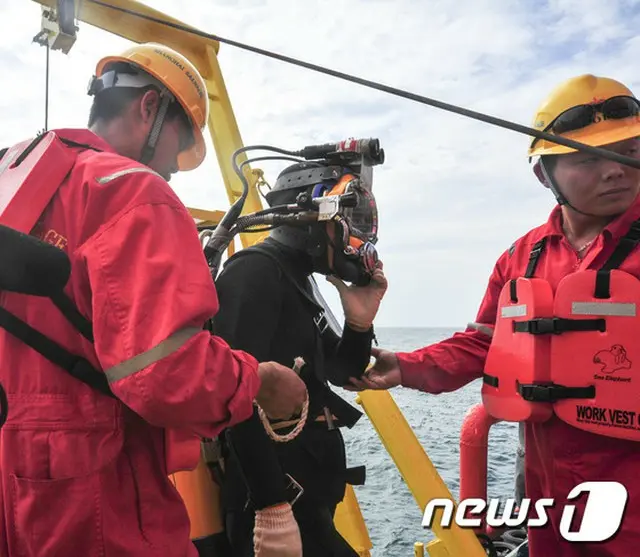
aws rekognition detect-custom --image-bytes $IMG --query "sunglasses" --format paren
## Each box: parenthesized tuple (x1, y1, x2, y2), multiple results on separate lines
(531, 95, 640, 152)
(547, 95, 640, 135)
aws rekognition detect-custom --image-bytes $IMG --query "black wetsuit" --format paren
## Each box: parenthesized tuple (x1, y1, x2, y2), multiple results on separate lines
(213, 237, 373, 557)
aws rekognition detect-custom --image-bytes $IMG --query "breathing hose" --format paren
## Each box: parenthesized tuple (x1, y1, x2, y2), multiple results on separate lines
(478, 527, 528, 557)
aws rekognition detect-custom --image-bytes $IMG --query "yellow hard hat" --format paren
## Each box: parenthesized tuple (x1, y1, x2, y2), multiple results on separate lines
(94, 42, 208, 171)
(528, 74, 640, 158)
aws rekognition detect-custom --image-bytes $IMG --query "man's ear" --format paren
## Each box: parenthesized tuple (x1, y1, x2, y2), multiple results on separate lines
(532, 158, 551, 190)
(138, 89, 160, 124)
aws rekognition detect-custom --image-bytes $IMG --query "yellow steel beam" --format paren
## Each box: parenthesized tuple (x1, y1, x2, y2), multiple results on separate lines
(31, 0, 269, 247)
(355, 390, 486, 557)
(188, 207, 225, 226)
(201, 43, 269, 247)
(31, 0, 219, 61)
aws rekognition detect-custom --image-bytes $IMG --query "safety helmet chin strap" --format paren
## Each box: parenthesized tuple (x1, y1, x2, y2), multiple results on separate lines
(538, 156, 602, 218)
(138, 92, 172, 166)
(88, 68, 174, 167)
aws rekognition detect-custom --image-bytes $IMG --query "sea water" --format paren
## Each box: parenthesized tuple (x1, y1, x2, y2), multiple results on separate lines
(337, 326, 520, 556)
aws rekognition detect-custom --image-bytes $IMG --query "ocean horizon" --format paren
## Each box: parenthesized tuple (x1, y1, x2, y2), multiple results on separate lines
(336, 326, 519, 556)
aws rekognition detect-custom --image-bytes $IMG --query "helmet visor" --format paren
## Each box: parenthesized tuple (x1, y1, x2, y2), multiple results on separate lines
(318, 176, 378, 244)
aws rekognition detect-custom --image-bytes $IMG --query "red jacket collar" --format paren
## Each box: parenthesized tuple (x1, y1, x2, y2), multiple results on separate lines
(539, 194, 640, 242)
(52, 128, 117, 154)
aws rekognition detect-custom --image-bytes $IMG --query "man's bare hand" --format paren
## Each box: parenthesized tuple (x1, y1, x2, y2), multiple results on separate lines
(345, 346, 402, 391)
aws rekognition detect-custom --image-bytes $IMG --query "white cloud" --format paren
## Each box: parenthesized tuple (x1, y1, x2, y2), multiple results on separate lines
(2, 0, 640, 327)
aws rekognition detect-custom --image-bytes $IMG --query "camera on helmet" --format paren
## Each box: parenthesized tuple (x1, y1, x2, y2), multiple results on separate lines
(199, 137, 384, 286)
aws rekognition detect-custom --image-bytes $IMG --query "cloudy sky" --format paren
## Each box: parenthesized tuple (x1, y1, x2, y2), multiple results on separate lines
(3, 0, 640, 328)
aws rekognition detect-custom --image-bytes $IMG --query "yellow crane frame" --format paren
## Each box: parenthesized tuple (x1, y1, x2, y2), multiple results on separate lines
(28, 1, 488, 555)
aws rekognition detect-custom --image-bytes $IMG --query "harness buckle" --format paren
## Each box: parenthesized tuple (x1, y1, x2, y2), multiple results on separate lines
(284, 473, 304, 506)
(201, 437, 222, 464)
(313, 311, 329, 334)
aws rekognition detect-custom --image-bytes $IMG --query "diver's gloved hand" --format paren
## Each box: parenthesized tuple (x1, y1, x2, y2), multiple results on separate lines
(327, 260, 388, 331)
(254, 502, 302, 557)
(256, 362, 307, 420)
(345, 346, 401, 391)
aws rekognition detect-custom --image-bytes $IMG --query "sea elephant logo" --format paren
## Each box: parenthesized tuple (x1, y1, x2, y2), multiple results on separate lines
(593, 344, 632, 374)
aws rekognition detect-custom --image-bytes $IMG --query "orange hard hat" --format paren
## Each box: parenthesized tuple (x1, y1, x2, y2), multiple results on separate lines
(528, 74, 640, 158)
(94, 42, 208, 171)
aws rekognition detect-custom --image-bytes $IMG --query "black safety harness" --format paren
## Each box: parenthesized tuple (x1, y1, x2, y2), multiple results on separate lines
(218, 243, 367, 487)
(483, 218, 640, 403)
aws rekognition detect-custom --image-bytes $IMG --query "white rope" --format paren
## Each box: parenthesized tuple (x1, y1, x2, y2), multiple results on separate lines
(256, 357, 309, 443)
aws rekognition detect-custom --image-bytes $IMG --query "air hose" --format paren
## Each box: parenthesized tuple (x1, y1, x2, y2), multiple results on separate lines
(478, 528, 528, 557)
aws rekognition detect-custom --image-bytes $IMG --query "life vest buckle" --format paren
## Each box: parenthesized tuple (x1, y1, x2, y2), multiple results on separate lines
(513, 317, 562, 335)
(513, 317, 606, 335)
(518, 383, 563, 402)
(518, 382, 596, 403)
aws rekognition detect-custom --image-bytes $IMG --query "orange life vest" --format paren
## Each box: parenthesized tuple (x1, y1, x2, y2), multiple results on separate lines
(482, 221, 640, 442)
(0, 132, 201, 472)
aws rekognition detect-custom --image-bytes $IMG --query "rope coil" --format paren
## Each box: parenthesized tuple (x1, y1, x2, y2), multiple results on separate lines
(257, 390, 309, 443)
(256, 356, 309, 443)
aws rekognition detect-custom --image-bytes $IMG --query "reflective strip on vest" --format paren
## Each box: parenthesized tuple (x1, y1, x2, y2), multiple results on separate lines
(467, 322, 494, 338)
(96, 166, 165, 184)
(501, 305, 527, 318)
(105, 327, 201, 383)
(571, 301, 636, 316)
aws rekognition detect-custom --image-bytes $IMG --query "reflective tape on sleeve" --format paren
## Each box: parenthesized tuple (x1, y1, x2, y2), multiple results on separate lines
(105, 327, 201, 383)
(467, 322, 495, 338)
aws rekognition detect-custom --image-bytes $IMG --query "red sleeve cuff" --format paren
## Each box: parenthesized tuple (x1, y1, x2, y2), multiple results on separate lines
(397, 350, 439, 392)
(397, 344, 483, 394)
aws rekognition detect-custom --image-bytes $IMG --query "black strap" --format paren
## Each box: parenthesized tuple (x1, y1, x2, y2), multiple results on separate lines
(483, 374, 596, 402)
(344, 465, 366, 486)
(13, 134, 48, 167)
(600, 218, 640, 271)
(593, 218, 640, 298)
(524, 238, 547, 279)
(0, 147, 7, 162)
(513, 317, 605, 335)
(483, 373, 499, 388)
(50, 292, 94, 342)
(0, 382, 7, 429)
(510, 238, 547, 303)
(518, 383, 595, 403)
(0, 306, 113, 397)
(509, 279, 518, 303)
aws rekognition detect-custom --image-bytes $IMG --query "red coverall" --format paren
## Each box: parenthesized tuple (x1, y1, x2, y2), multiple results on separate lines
(399, 200, 640, 556)
(0, 129, 260, 557)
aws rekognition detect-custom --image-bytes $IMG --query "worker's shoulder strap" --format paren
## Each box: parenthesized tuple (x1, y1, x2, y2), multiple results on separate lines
(0, 147, 7, 161)
(0, 291, 112, 397)
(520, 218, 640, 297)
(224, 244, 331, 366)
(225, 244, 325, 315)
